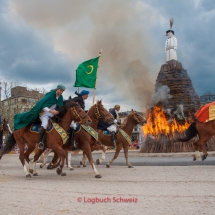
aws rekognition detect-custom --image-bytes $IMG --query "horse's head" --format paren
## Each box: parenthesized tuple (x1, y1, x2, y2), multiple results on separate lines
(70, 102, 92, 126)
(2, 119, 12, 134)
(130, 109, 147, 126)
(91, 100, 114, 124)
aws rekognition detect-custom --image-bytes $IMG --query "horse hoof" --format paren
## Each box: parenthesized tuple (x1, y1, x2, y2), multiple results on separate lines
(69, 167, 74, 171)
(40, 164, 43, 168)
(80, 161, 83, 165)
(95, 174, 102, 178)
(61, 172, 67, 176)
(83, 165, 86, 167)
(96, 159, 100, 165)
(106, 164, 110, 168)
(193, 156, 197, 161)
(33, 173, 38, 176)
(47, 165, 53, 170)
(56, 168, 62, 175)
(26, 174, 31, 178)
(128, 166, 133, 168)
(201, 155, 207, 161)
(29, 169, 33, 174)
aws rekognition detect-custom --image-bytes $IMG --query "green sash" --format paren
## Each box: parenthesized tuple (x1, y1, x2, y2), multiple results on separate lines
(81, 125, 98, 141)
(119, 128, 132, 144)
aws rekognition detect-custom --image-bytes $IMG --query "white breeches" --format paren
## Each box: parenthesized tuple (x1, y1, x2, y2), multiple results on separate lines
(70, 120, 77, 129)
(107, 124, 117, 133)
(39, 115, 51, 129)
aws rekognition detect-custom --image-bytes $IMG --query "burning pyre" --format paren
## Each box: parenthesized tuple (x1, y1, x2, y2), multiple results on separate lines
(143, 106, 191, 138)
(141, 105, 196, 153)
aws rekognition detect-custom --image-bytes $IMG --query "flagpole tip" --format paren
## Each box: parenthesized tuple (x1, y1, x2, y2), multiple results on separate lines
(99, 49, 102, 56)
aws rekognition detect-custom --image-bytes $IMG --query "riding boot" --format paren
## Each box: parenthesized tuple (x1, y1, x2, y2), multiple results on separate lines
(38, 127, 45, 150)
(110, 131, 116, 147)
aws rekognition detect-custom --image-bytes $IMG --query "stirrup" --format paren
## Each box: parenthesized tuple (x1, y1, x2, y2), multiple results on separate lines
(38, 142, 44, 150)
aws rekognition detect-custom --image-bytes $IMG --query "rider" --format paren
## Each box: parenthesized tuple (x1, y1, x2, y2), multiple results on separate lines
(69, 90, 89, 148)
(97, 104, 121, 147)
(14, 84, 65, 150)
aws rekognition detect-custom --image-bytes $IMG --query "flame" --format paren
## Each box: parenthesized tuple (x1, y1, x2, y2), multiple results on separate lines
(143, 106, 191, 138)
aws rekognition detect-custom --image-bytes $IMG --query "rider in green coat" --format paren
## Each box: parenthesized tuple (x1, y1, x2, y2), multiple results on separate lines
(14, 84, 65, 149)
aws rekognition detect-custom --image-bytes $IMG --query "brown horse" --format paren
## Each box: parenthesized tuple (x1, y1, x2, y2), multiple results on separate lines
(176, 121, 215, 161)
(83, 110, 146, 168)
(46, 100, 114, 176)
(0, 101, 92, 178)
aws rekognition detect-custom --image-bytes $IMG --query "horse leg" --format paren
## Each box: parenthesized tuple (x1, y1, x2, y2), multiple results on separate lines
(30, 148, 46, 176)
(19, 145, 32, 178)
(123, 145, 133, 168)
(198, 137, 211, 161)
(14, 134, 32, 178)
(67, 152, 74, 170)
(47, 151, 59, 169)
(96, 145, 106, 165)
(81, 151, 87, 167)
(193, 139, 201, 161)
(82, 144, 102, 178)
(40, 148, 52, 168)
(53, 147, 67, 176)
(106, 144, 122, 168)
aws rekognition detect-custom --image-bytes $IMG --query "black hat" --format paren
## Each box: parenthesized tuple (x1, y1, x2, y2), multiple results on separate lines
(166, 29, 174, 35)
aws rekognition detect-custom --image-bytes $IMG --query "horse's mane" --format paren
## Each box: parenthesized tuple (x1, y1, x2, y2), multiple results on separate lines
(52, 100, 78, 122)
(119, 111, 136, 129)
(87, 100, 102, 113)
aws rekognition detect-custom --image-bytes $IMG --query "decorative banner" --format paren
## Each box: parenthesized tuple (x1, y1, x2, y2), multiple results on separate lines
(51, 121, 69, 144)
(119, 128, 132, 144)
(81, 125, 98, 141)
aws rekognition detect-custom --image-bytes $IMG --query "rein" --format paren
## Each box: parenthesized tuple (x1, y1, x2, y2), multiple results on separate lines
(55, 106, 88, 124)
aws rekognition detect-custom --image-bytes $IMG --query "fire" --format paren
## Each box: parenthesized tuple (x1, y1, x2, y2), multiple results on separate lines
(143, 106, 191, 138)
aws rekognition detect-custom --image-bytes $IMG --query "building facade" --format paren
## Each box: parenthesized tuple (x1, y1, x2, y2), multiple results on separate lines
(0, 86, 44, 129)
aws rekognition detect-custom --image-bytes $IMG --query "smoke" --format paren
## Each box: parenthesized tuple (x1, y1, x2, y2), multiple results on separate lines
(9, 0, 162, 110)
(150, 85, 172, 107)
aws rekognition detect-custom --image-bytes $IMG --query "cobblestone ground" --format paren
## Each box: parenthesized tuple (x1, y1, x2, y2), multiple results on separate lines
(0, 154, 215, 215)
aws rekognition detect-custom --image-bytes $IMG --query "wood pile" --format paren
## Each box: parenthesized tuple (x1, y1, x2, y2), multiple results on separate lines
(141, 60, 215, 153)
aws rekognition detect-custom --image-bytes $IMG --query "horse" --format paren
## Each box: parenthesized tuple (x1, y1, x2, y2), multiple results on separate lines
(46, 100, 114, 173)
(175, 121, 215, 161)
(0, 119, 12, 149)
(0, 101, 92, 178)
(82, 110, 146, 168)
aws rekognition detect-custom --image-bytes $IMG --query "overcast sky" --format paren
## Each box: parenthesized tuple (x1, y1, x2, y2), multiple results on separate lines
(0, 0, 215, 112)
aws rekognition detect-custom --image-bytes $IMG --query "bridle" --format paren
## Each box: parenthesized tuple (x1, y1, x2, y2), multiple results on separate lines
(94, 104, 112, 122)
(71, 106, 88, 124)
(132, 112, 146, 125)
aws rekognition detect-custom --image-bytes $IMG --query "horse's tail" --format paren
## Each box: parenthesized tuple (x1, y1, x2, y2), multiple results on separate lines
(0, 133, 16, 159)
(176, 122, 197, 142)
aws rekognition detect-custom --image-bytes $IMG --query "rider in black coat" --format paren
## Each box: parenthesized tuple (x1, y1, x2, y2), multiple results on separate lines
(69, 90, 89, 148)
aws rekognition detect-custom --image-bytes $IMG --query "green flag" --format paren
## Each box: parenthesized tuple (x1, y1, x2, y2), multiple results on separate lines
(74, 57, 99, 88)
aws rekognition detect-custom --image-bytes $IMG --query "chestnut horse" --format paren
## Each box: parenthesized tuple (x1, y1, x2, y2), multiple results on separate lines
(46, 100, 114, 174)
(0, 101, 92, 178)
(176, 121, 215, 161)
(82, 110, 146, 168)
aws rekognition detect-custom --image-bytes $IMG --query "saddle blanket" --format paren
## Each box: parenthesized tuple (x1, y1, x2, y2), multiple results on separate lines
(195, 101, 215, 123)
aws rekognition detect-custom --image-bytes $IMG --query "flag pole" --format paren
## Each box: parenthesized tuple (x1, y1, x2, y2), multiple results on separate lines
(92, 49, 102, 104)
